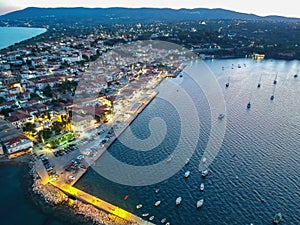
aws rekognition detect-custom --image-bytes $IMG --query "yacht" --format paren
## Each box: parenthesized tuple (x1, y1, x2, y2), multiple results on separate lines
(161, 218, 167, 223)
(200, 183, 204, 191)
(273, 212, 282, 224)
(155, 200, 161, 207)
(136, 204, 142, 209)
(196, 199, 204, 208)
(184, 171, 190, 178)
(176, 197, 182, 205)
(202, 169, 209, 177)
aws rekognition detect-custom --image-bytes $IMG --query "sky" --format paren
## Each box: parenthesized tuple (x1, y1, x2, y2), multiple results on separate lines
(0, 0, 299, 18)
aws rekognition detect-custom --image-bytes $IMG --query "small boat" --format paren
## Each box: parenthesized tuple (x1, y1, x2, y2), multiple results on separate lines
(155, 188, 160, 193)
(185, 158, 190, 165)
(200, 183, 204, 191)
(218, 113, 225, 119)
(273, 212, 282, 224)
(166, 223, 170, 225)
(123, 195, 129, 200)
(202, 157, 207, 163)
(184, 171, 190, 178)
(196, 199, 204, 208)
(257, 74, 262, 88)
(142, 213, 149, 217)
(202, 169, 209, 177)
(270, 95, 275, 101)
(161, 218, 167, 223)
(247, 101, 251, 109)
(149, 215, 154, 221)
(176, 197, 182, 205)
(166, 155, 173, 163)
(155, 200, 161, 206)
(136, 204, 143, 209)
(294, 70, 298, 78)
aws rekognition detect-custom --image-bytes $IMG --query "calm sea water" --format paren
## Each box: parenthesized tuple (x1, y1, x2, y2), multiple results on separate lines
(75, 58, 300, 225)
(0, 27, 46, 50)
(0, 164, 67, 225)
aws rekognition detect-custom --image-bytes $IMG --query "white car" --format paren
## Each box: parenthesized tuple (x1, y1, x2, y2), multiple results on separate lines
(77, 155, 84, 160)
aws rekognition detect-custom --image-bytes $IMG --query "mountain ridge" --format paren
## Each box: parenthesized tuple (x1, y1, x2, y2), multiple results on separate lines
(1, 7, 299, 25)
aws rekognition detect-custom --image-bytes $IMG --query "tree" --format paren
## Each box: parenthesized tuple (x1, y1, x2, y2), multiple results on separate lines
(43, 84, 52, 97)
(52, 121, 64, 134)
(23, 122, 36, 133)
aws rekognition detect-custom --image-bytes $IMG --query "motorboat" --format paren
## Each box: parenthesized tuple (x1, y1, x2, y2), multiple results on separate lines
(202, 169, 209, 177)
(273, 212, 282, 224)
(142, 213, 149, 217)
(149, 215, 154, 221)
(136, 204, 142, 209)
(176, 197, 182, 205)
(184, 171, 190, 178)
(161, 218, 166, 223)
(200, 183, 204, 191)
(155, 200, 161, 206)
(196, 199, 204, 208)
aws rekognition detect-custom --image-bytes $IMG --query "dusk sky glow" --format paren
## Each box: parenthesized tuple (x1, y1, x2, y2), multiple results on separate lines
(0, 0, 299, 18)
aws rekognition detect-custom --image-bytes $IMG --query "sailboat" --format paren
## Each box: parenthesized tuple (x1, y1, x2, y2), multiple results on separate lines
(270, 85, 276, 101)
(247, 101, 251, 109)
(225, 76, 230, 88)
(273, 72, 278, 84)
(294, 70, 298, 78)
(257, 74, 262, 88)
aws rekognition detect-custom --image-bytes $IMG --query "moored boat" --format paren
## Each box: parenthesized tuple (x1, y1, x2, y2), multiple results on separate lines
(202, 169, 209, 177)
(184, 170, 190, 178)
(136, 204, 142, 209)
(197, 199, 204, 208)
(273, 212, 282, 224)
(149, 215, 154, 221)
(161, 218, 166, 223)
(155, 200, 161, 206)
(142, 213, 149, 217)
(247, 101, 251, 109)
(200, 183, 204, 191)
(218, 113, 225, 119)
(176, 197, 182, 205)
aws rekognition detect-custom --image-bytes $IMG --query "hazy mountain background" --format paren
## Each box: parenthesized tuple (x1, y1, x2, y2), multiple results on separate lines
(1, 7, 299, 25)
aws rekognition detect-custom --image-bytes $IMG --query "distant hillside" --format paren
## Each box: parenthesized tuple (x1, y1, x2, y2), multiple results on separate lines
(1, 7, 299, 26)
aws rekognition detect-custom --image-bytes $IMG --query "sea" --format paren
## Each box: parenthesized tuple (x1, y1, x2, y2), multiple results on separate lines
(1, 58, 299, 225)
(75, 58, 300, 225)
(0, 27, 46, 50)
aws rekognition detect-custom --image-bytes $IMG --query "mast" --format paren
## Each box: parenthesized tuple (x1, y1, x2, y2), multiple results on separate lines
(273, 72, 278, 84)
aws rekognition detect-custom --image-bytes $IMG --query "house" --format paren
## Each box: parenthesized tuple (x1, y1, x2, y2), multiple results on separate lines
(7, 110, 34, 128)
(3, 135, 33, 155)
(71, 114, 95, 133)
